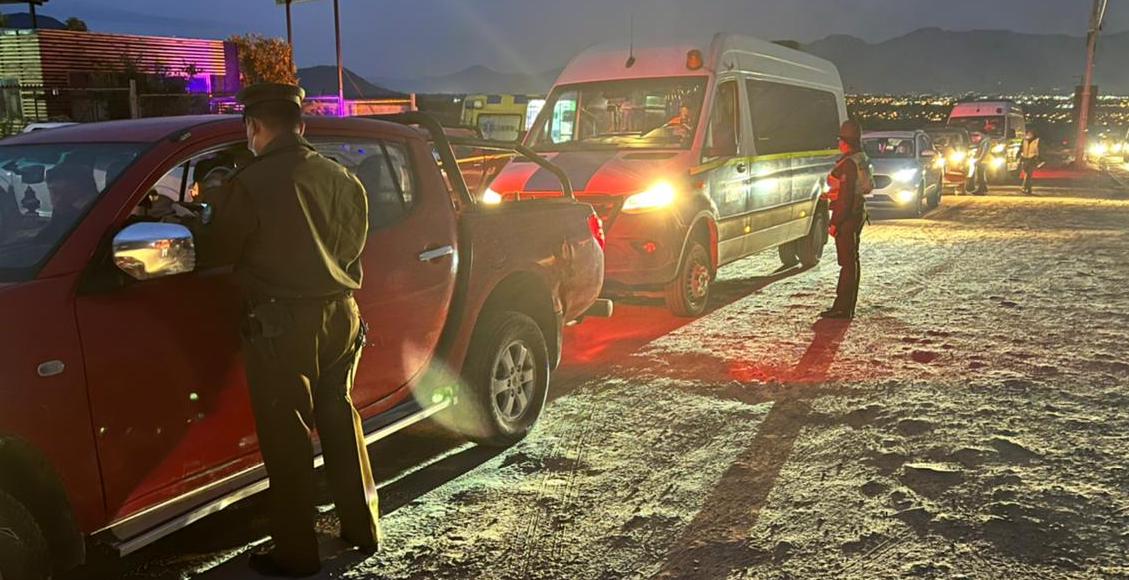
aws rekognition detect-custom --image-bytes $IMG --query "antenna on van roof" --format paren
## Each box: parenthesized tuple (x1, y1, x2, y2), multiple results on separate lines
(625, 11, 636, 68)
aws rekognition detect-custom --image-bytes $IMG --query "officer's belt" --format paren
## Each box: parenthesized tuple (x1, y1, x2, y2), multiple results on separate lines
(246, 290, 353, 306)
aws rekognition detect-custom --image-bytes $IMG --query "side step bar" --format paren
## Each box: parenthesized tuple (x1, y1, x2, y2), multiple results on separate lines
(111, 398, 452, 556)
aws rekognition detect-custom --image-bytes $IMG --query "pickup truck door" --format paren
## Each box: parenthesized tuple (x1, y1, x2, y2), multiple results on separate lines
(74, 142, 257, 518)
(313, 135, 458, 411)
(73, 132, 460, 521)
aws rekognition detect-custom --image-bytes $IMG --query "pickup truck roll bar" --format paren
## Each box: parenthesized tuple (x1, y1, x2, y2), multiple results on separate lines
(368, 112, 575, 203)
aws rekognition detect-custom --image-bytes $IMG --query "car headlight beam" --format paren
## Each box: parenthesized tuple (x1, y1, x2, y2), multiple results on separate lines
(622, 181, 677, 213)
(893, 168, 919, 183)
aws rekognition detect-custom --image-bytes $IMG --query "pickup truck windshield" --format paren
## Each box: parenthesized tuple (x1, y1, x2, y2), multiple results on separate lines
(0, 143, 143, 280)
(529, 77, 707, 152)
(949, 116, 1006, 138)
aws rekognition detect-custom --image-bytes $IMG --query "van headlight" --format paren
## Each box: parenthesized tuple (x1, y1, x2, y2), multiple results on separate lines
(992, 144, 1006, 154)
(622, 181, 676, 213)
(482, 187, 503, 204)
(897, 190, 917, 204)
(948, 150, 967, 164)
(989, 156, 1005, 169)
(893, 168, 918, 183)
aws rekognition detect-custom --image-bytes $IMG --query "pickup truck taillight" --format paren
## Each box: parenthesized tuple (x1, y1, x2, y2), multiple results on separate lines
(587, 213, 606, 250)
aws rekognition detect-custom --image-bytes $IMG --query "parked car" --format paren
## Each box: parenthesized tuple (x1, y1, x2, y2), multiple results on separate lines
(923, 126, 973, 192)
(0, 113, 609, 578)
(862, 130, 944, 217)
(486, 33, 844, 317)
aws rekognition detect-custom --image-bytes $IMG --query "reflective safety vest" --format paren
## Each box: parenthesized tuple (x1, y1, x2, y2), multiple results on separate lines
(1021, 138, 1040, 160)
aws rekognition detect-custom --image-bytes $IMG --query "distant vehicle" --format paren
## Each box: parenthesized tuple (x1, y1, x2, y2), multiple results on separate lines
(947, 101, 1026, 182)
(0, 113, 608, 577)
(862, 130, 944, 217)
(488, 33, 845, 316)
(923, 126, 973, 192)
(462, 94, 541, 141)
(20, 122, 77, 133)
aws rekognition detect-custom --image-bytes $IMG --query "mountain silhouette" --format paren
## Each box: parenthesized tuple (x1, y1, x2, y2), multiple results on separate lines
(0, 12, 66, 30)
(369, 65, 562, 95)
(805, 28, 1127, 94)
(298, 66, 407, 100)
(325, 28, 1127, 96)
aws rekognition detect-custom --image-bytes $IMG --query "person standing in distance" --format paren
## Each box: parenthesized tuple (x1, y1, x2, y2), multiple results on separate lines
(822, 119, 871, 320)
(194, 83, 378, 577)
(1020, 128, 1041, 195)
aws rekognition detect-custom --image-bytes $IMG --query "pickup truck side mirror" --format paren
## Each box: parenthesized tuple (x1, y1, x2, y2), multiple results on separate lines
(112, 222, 196, 281)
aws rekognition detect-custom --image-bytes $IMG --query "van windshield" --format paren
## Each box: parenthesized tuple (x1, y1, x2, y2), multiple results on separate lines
(949, 116, 1006, 138)
(529, 77, 708, 151)
(0, 143, 143, 281)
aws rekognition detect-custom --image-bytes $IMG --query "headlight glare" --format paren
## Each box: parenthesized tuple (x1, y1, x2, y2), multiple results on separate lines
(623, 181, 677, 213)
(482, 187, 503, 204)
(893, 168, 919, 183)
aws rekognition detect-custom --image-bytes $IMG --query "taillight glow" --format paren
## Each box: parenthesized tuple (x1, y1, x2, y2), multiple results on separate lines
(587, 213, 606, 250)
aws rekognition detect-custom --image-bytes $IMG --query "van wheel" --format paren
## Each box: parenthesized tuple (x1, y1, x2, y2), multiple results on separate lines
(665, 241, 711, 317)
(457, 311, 549, 447)
(795, 209, 829, 267)
(777, 242, 799, 269)
(0, 491, 49, 580)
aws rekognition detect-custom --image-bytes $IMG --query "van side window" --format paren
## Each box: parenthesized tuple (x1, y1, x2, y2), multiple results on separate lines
(747, 81, 840, 155)
(705, 80, 739, 159)
(314, 140, 416, 231)
(548, 90, 578, 144)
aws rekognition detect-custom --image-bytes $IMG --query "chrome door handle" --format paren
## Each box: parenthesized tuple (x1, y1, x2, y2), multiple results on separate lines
(418, 245, 455, 262)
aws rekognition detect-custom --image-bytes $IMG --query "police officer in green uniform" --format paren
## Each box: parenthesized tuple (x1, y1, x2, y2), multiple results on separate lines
(194, 83, 379, 577)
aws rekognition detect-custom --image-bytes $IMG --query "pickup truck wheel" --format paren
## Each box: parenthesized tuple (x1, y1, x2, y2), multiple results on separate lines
(459, 311, 549, 447)
(0, 491, 49, 580)
(795, 209, 828, 268)
(665, 241, 711, 317)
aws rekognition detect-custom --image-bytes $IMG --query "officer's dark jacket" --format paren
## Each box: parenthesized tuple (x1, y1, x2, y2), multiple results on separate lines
(197, 133, 369, 298)
(830, 152, 862, 227)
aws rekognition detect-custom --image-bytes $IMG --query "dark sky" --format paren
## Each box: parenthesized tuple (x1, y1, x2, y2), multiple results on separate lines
(35, 0, 1126, 78)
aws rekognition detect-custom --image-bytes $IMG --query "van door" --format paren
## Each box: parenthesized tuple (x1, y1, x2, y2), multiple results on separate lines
(746, 80, 840, 250)
(701, 79, 748, 265)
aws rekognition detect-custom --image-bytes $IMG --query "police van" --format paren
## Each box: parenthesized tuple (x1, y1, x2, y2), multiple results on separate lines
(487, 33, 846, 316)
(947, 101, 1026, 182)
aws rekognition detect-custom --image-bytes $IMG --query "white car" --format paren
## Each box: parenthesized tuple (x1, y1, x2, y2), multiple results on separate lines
(862, 130, 945, 217)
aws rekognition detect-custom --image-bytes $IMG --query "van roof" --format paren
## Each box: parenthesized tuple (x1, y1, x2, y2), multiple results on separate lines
(554, 33, 842, 92)
(950, 101, 1023, 117)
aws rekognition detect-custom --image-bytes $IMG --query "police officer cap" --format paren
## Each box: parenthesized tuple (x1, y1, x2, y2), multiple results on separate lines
(237, 83, 305, 110)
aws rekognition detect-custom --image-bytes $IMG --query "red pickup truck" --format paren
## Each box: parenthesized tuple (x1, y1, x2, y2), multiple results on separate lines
(0, 113, 607, 578)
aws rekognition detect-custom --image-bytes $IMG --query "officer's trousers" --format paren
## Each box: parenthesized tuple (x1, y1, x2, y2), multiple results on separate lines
(833, 218, 863, 315)
(242, 295, 380, 571)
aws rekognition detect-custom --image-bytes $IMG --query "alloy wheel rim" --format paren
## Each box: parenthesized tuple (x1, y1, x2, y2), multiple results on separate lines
(491, 340, 536, 422)
(687, 258, 710, 306)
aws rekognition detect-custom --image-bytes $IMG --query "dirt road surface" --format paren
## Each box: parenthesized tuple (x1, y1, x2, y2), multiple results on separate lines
(76, 172, 1129, 579)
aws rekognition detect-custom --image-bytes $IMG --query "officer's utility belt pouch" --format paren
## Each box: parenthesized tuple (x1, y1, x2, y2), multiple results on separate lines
(246, 300, 292, 339)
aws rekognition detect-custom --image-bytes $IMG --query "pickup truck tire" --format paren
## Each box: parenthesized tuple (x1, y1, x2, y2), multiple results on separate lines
(0, 490, 49, 580)
(459, 311, 550, 447)
(665, 241, 711, 317)
(795, 208, 828, 268)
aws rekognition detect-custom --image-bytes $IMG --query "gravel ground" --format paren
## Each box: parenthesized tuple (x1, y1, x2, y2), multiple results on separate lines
(84, 173, 1129, 579)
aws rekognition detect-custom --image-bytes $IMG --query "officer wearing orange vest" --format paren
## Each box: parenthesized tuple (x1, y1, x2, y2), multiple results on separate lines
(822, 119, 872, 320)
